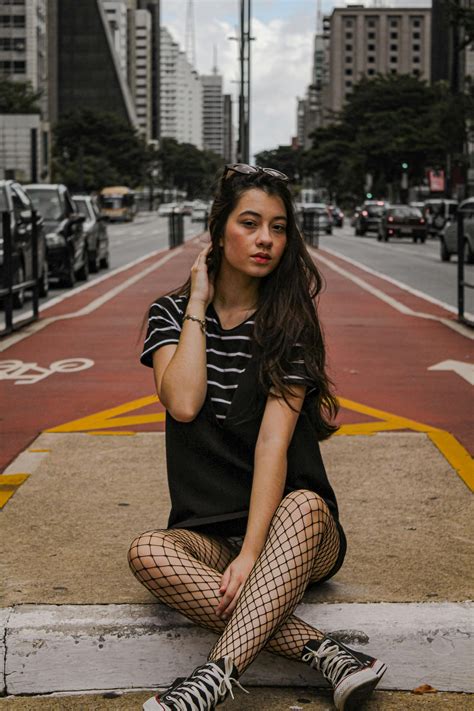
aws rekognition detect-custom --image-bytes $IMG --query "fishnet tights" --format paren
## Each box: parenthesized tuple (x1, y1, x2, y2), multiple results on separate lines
(128, 489, 340, 675)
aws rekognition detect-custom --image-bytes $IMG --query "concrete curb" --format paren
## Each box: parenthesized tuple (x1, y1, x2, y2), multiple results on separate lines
(2, 602, 472, 696)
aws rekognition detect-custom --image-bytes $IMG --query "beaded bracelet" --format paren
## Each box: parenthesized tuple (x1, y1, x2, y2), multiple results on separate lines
(183, 314, 206, 334)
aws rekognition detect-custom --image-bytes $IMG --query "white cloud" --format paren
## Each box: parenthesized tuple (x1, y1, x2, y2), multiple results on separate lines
(161, 0, 317, 157)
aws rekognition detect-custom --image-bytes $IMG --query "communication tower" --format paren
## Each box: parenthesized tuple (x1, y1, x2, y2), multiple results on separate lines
(185, 0, 196, 68)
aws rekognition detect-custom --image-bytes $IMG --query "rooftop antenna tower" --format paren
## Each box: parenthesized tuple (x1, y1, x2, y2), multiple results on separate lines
(185, 0, 196, 67)
(316, 0, 322, 33)
(213, 44, 218, 74)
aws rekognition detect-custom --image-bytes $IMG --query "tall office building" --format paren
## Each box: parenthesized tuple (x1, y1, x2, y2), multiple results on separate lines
(201, 71, 224, 157)
(326, 6, 431, 114)
(133, 8, 152, 141)
(102, 0, 129, 79)
(48, 0, 137, 129)
(137, 0, 160, 142)
(160, 27, 202, 149)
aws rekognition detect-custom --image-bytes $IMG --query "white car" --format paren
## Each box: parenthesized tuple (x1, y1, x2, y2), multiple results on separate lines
(158, 202, 181, 217)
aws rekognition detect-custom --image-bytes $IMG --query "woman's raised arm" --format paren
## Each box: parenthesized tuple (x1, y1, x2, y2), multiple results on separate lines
(153, 244, 214, 422)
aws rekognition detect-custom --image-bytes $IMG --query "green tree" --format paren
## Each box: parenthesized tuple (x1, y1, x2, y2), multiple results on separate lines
(158, 137, 224, 199)
(0, 78, 41, 114)
(306, 74, 456, 202)
(52, 110, 149, 192)
(254, 145, 305, 183)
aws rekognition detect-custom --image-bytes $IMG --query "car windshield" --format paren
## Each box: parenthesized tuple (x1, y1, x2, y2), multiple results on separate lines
(27, 189, 62, 221)
(390, 206, 422, 218)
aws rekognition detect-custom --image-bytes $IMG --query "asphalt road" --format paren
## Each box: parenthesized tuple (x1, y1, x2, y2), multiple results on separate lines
(319, 223, 474, 317)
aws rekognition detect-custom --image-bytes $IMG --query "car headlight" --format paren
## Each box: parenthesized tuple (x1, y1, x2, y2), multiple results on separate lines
(46, 232, 66, 246)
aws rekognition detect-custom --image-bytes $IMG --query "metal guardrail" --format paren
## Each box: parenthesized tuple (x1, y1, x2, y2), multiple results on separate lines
(456, 209, 474, 328)
(0, 210, 41, 337)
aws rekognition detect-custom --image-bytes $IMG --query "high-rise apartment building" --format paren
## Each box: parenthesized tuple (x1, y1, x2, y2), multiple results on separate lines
(102, 0, 129, 80)
(0, 0, 49, 180)
(327, 7, 431, 114)
(0, 0, 49, 119)
(160, 27, 202, 149)
(201, 72, 224, 157)
(132, 8, 152, 141)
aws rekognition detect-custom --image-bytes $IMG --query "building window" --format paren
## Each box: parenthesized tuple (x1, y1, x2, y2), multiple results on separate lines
(368, 32, 375, 39)
(345, 44, 353, 52)
(390, 20, 398, 28)
(413, 43, 420, 51)
(413, 55, 420, 64)
(390, 32, 398, 39)
(367, 55, 375, 64)
(345, 80, 352, 88)
(413, 68, 420, 77)
(367, 19, 376, 28)
(390, 44, 398, 51)
(345, 31, 353, 39)
(390, 68, 397, 75)
(413, 19, 421, 27)
(13, 61, 25, 73)
(390, 55, 398, 64)
(345, 68, 353, 75)
(413, 31, 420, 39)
(367, 68, 375, 76)
(345, 18, 353, 27)
(345, 54, 353, 64)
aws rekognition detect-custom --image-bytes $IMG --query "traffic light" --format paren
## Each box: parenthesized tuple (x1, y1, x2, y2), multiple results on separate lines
(366, 192, 373, 199)
(401, 162, 408, 170)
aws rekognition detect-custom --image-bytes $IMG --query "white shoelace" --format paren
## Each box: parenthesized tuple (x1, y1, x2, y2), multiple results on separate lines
(302, 639, 360, 687)
(162, 657, 248, 710)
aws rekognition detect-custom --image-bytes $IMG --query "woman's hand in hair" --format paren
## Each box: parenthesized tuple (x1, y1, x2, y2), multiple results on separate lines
(215, 550, 258, 620)
(190, 242, 214, 307)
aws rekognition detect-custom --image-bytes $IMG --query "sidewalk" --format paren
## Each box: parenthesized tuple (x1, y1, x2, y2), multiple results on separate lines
(1, 234, 472, 704)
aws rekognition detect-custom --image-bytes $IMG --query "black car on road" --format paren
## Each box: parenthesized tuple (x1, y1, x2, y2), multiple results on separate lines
(0, 180, 48, 308)
(24, 184, 87, 287)
(73, 195, 110, 272)
(378, 205, 427, 243)
(354, 201, 387, 236)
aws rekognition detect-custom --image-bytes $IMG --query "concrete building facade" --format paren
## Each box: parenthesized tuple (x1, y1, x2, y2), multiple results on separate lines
(133, 8, 152, 141)
(201, 72, 224, 157)
(102, 0, 128, 80)
(137, 0, 161, 142)
(160, 27, 201, 149)
(223, 93, 234, 163)
(327, 7, 431, 114)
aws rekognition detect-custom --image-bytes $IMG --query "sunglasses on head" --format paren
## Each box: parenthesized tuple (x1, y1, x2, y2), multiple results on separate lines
(224, 163, 289, 183)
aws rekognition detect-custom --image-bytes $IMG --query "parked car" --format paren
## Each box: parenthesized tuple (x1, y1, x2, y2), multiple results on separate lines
(423, 199, 458, 238)
(0, 180, 48, 308)
(73, 195, 110, 272)
(354, 201, 387, 236)
(440, 198, 474, 263)
(158, 202, 183, 217)
(191, 201, 211, 223)
(378, 205, 427, 243)
(329, 205, 344, 228)
(297, 203, 332, 235)
(24, 184, 87, 287)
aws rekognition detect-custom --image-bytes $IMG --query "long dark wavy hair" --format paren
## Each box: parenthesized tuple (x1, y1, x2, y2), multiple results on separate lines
(158, 169, 339, 440)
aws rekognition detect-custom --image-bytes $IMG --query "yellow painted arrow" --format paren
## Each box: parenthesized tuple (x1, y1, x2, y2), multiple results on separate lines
(46, 395, 165, 433)
(0, 473, 30, 509)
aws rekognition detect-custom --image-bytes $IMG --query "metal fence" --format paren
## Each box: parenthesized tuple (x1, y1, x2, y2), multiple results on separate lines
(0, 210, 41, 337)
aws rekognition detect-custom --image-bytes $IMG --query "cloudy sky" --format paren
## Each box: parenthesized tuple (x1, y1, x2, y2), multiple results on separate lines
(161, 0, 429, 159)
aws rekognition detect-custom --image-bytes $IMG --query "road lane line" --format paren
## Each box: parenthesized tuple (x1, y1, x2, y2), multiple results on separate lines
(318, 244, 474, 318)
(0, 248, 183, 352)
(311, 249, 474, 340)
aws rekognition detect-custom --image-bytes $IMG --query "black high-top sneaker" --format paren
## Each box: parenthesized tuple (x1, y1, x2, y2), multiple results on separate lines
(142, 655, 248, 710)
(302, 636, 387, 711)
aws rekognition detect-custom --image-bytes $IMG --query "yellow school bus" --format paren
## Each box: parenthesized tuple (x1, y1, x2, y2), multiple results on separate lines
(99, 186, 136, 222)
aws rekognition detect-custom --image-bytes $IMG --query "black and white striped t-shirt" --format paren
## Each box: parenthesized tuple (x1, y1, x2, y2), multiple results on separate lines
(141, 294, 315, 420)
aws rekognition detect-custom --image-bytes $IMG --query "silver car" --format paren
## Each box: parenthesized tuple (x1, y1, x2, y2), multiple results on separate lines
(440, 198, 474, 263)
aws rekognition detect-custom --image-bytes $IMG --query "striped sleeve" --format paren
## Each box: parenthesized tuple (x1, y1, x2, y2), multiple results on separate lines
(140, 295, 185, 368)
(282, 344, 317, 394)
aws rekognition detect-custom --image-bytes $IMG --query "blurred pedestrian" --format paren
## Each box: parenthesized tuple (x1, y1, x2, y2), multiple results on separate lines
(129, 164, 386, 711)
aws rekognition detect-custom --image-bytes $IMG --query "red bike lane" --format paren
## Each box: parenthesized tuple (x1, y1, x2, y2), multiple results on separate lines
(1, 237, 472, 476)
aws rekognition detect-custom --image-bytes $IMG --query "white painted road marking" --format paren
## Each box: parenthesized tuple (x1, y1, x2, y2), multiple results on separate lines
(0, 248, 183, 352)
(428, 360, 474, 385)
(0, 358, 94, 385)
(312, 249, 474, 340)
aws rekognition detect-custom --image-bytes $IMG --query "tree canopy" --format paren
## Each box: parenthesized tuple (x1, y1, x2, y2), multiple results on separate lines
(305, 74, 465, 203)
(158, 137, 224, 199)
(0, 78, 41, 114)
(52, 110, 149, 192)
